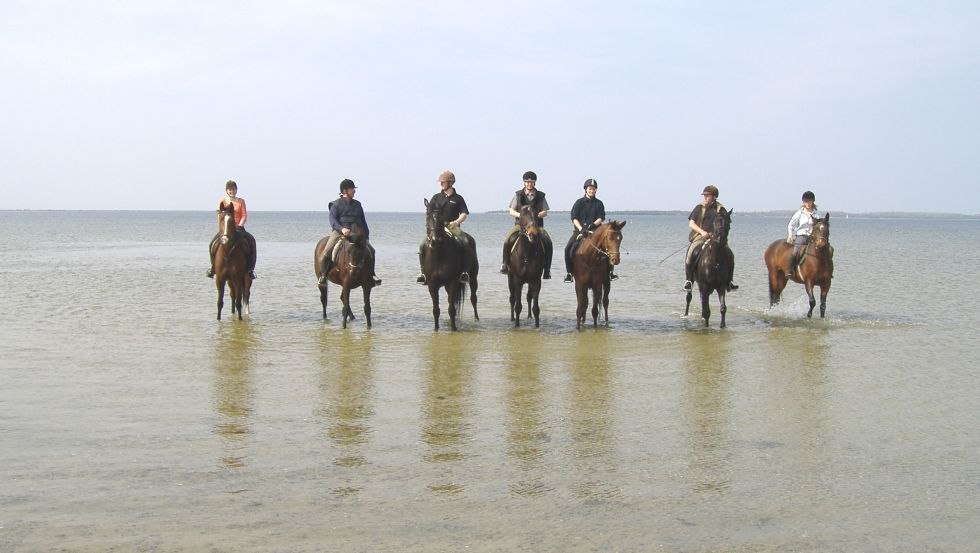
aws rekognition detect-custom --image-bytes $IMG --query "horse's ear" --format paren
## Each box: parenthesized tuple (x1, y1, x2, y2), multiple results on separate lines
(825, 212, 830, 222)
(619, 220, 627, 228)
(424, 198, 430, 209)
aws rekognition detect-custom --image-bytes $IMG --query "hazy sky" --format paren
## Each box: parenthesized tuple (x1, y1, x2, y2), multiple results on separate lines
(2, 1, 978, 213)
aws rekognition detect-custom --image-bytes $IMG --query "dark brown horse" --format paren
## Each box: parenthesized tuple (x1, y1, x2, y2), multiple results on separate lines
(571, 220, 626, 329)
(214, 202, 252, 320)
(764, 213, 834, 318)
(421, 198, 479, 331)
(314, 224, 376, 328)
(684, 207, 734, 328)
(506, 205, 546, 327)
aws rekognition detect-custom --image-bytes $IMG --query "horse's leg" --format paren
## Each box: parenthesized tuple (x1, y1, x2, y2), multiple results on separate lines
(805, 280, 817, 318)
(819, 281, 830, 319)
(592, 277, 602, 327)
(469, 271, 479, 321)
(530, 278, 541, 328)
(507, 271, 521, 326)
(602, 277, 610, 324)
(428, 284, 441, 331)
(511, 278, 522, 327)
(341, 285, 352, 329)
(216, 279, 225, 320)
(362, 285, 372, 329)
(234, 277, 244, 320)
(446, 282, 459, 331)
(700, 287, 711, 327)
(684, 290, 693, 316)
(243, 275, 251, 316)
(575, 281, 588, 329)
(320, 283, 329, 319)
(526, 287, 533, 320)
(719, 289, 727, 328)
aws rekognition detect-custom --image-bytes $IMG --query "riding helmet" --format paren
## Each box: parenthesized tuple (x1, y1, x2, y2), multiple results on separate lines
(438, 170, 456, 184)
(702, 185, 719, 197)
(583, 178, 598, 189)
(339, 178, 356, 192)
(225, 180, 238, 190)
(802, 190, 815, 201)
(522, 171, 537, 182)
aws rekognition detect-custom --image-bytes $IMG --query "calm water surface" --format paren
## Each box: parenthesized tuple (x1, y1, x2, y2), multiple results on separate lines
(1, 211, 978, 552)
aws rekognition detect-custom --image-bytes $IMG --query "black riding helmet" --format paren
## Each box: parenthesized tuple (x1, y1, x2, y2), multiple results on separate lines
(583, 178, 598, 189)
(340, 179, 356, 193)
(802, 190, 815, 201)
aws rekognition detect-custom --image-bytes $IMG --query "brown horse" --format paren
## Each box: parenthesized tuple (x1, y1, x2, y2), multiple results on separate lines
(571, 220, 626, 329)
(421, 198, 479, 331)
(764, 213, 834, 318)
(506, 205, 546, 327)
(684, 207, 734, 328)
(214, 202, 252, 320)
(314, 223, 376, 328)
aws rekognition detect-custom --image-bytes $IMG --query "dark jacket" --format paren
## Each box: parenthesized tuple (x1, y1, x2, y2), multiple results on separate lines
(512, 189, 549, 227)
(329, 197, 370, 238)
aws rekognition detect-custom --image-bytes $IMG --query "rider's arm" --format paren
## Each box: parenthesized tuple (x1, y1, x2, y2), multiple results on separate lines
(237, 198, 248, 227)
(689, 218, 708, 238)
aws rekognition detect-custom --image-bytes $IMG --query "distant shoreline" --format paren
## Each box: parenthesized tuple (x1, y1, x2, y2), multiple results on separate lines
(2, 209, 978, 219)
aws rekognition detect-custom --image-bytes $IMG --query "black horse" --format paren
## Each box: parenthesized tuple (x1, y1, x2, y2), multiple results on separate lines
(684, 207, 734, 328)
(313, 223, 376, 328)
(420, 198, 479, 330)
(506, 205, 546, 327)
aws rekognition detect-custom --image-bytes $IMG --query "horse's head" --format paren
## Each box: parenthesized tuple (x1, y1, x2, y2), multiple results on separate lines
(710, 207, 732, 246)
(217, 202, 237, 244)
(595, 220, 627, 265)
(423, 198, 445, 243)
(811, 213, 830, 249)
(518, 205, 539, 242)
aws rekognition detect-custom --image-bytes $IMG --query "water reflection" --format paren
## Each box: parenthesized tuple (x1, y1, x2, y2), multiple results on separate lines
(503, 332, 551, 497)
(315, 329, 376, 497)
(420, 333, 474, 495)
(681, 332, 734, 494)
(567, 334, 620, 500)
(211, 323, 258, 469)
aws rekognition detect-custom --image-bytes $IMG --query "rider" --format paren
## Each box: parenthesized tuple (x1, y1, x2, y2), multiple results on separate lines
(318, 179, 382, 286)
(684, 184, 738, 292)
(500, 170, 553, 279)
(564, 178, 616, 282)
(786, 190, 822, 277)
(416, 170, 473, 284)
(207, 180, 256, 280)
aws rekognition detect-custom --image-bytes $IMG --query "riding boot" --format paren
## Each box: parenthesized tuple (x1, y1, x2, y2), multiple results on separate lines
(609, 269, 618, 281)
(318, 259, 330, 286)
(786, 252, 798, 278)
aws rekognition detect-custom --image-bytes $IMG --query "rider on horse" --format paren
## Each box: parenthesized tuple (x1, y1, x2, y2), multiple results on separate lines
(786, 190, 822, 278)
(416, 170, 473, 284)
(318, 179, 381, 286)
(207, 180, 257, 280)
(563, 178, 616, 283)
(500, 170, 553, 280)
(684, 184, 738, 292)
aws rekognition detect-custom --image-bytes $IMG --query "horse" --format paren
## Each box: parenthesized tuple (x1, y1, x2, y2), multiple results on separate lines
(684, 207, 734, 328)
(764, 213, 834, 318)
(314, 223, 376, 328)
(214, 202, 252, 320)
(506, 205, 546, 327)
(571, 220, 626, 329)
(420, 198, 479, 331)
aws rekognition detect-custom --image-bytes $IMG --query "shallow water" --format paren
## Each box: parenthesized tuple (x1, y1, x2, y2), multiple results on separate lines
(1, 211, 978, 552)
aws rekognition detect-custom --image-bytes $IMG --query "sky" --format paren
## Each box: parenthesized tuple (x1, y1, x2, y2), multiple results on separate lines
(2, 1, 978, 214)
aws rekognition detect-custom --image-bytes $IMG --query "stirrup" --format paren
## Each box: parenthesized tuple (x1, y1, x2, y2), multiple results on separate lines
(728, 282, 739, 291)
(499, 264, 509, 274)
(609, 273, 619, 281)
(372, 276, 382, 286)
(206, 268, 214, 278)
(563, 273, 573, 283)
(459, 272, 469, 283)
(416, 274, 426, 284)
(248, 271, 256, 279)
(683, 280, 693, 291)
(317, 275, 328, 285)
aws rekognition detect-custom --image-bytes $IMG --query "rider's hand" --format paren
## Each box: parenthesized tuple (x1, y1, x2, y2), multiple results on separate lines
(342, 227, 351, 236)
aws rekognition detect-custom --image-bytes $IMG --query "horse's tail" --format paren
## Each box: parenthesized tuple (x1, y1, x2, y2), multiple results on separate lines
(454, 282, 467, 315)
